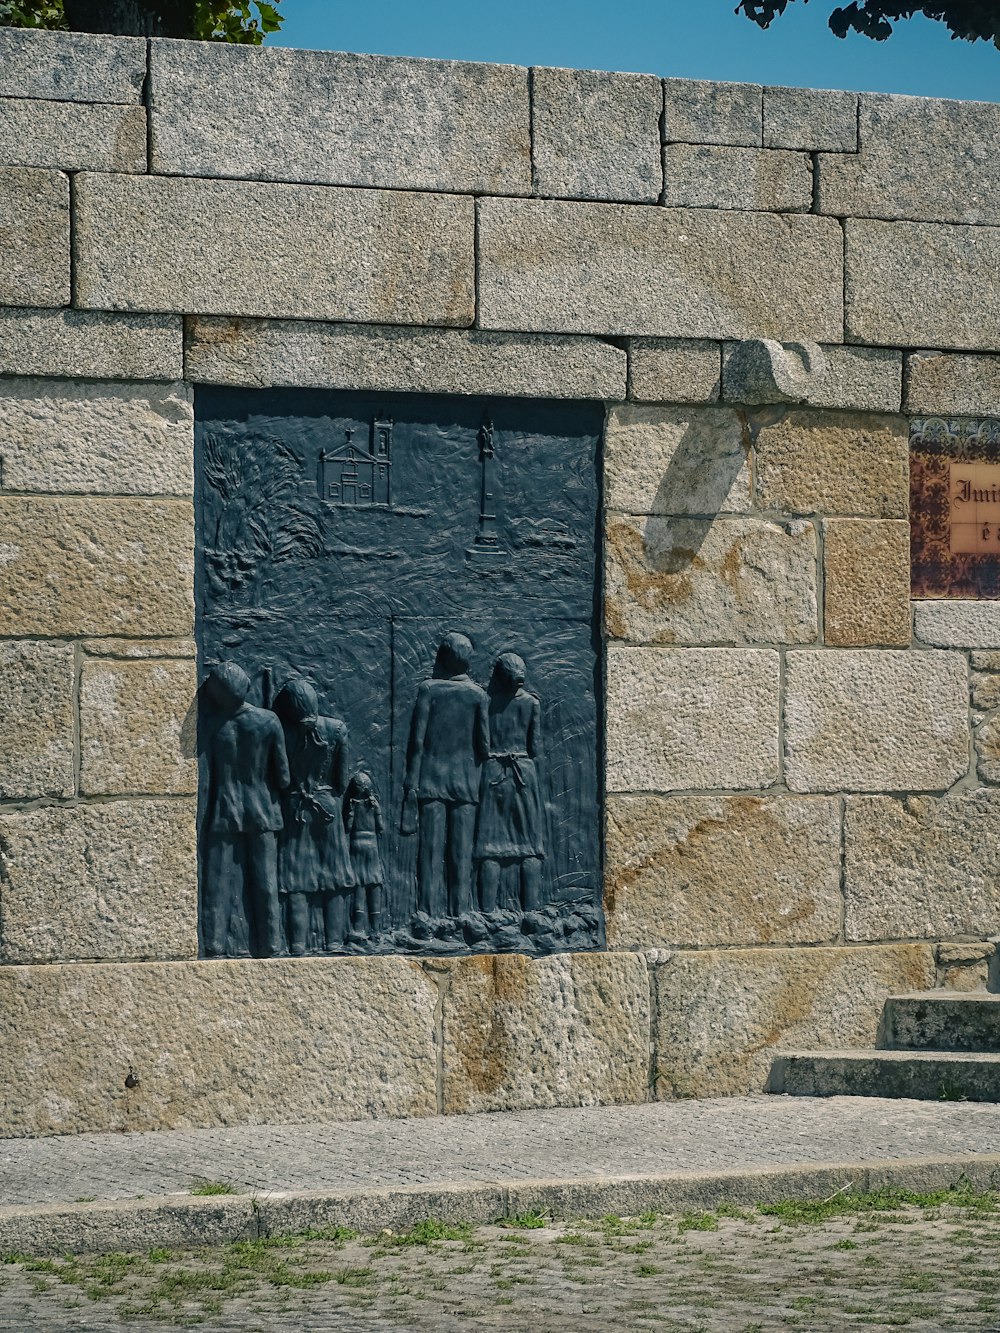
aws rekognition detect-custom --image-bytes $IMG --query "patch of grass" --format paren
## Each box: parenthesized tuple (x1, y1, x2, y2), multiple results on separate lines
(384, 1219, 472, 1246)
(335, 1266, 374, 1287)
(678, 1212, 720, 1233)
(499, 1209, 548, 1229)
(555, 1232, 589, 1246)
(831, 1238, 860, 1251)
(760, 1185, 999, 1225)
(189, 1179, 236, 1197)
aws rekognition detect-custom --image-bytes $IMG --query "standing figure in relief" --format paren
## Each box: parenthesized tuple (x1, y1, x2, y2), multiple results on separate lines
(475, 652, 545, 913)
(402, 631, 490, 919)
(345, 770, 386, 939)
(274, 676, 354, 954)
(203, 660, 289, 958)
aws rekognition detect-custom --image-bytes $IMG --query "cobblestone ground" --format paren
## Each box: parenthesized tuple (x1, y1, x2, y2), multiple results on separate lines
(3, 1190, 1000, 1332)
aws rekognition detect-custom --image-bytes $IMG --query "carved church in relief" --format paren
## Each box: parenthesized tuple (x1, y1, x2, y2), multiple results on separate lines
(320, 412, 393, 507)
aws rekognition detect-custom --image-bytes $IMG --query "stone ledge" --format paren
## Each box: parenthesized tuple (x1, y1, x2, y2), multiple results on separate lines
(74, 174, 476, 326)
(0, 28, 146, 103)
(722, 342, 902, 413)
(763, 86, 858, 153)
(0, 957, 439, 1136)
(0, 310, 183, 383)
(149, 40, 531, 196)
(184, 318, 626, 399)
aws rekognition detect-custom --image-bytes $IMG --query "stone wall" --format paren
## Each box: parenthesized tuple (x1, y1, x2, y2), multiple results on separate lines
(0, 27, 997, 1134)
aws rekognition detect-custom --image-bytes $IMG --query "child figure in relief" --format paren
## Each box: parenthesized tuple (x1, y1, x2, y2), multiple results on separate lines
(346, 770, 386, 939)
(474, 652, 545, 914)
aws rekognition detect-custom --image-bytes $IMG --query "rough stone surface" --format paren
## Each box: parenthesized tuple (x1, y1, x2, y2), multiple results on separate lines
(883, 991, 1000, 1051)
(605, 513, 817, 646)
(905, 351, 1000, 415)
(0, 99, 145, 173)
(763, 86, 858, 152)
(75, 174, 475, 326)
(627, 339, 721, 403)
(937, 942, 995, 967)
(0, 641, 75, 799)
(606, 645, 780, 792)
(915, 601, 1000, 649)
(149, 40, 531, 194)
(976, 713, 1000, 783)
(477, 200, 843, 340)
(753, 410, 909, 517)
(652, 944, 936, 1097)
(0, 169, 68, 308)
(0, 497, 194, 637)
(604, 404, 750, 514)
(79, 658, 197, 797)
(532, 67, 662, 202)
(972, 651, 1000, 672)
(784, 650, 969, 794)
(971, 670, 1000, 712)
(0, 379, 193, 495)
(823, 519, 911, 647)
(845, 792, 1000, 941)
(817, 94, 1000, 225)
(81, 638, 196, 659)
(845, 218, 1000, 351)
(441, 952, 649, 1114)
(0, 956, 439, 1136)
(605, 794, 841, 949)
(724, 342, 902, 413)
(941, 960, 990, 992)
(0, 801, 198, 965)
(0, 310, 183, 382)
(664, 79, 762, 146)
(184, 318, 625, 400)
(0, 28, 145, 102)
(662, 145, 811, 211)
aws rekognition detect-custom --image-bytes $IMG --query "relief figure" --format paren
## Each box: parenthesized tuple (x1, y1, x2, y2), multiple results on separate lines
(346, 771, 386, 939)
(274, 676, 354, 955)
(203, 661, 289, 958)
(475, 653, 545, 913)
(403, 631, 490, 919)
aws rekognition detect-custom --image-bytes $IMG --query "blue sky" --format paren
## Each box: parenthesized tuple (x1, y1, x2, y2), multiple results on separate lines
(273, 0, 999, 101)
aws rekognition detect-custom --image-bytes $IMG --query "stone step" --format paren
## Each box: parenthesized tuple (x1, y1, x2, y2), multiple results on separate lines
(770, 1049, 1000, 1102)
(881, 991, 1000, 1053)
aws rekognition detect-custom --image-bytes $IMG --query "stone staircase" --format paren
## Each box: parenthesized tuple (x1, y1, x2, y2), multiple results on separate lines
(769, 991, 1000, 1102)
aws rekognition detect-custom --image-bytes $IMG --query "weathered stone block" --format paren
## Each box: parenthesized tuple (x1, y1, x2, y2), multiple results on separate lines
(664, 78, 762, 146)
(0, 641, 75, 799)
(0, 100, 145, 172)
(817, 94, 1000, 225)
(723, 343, 902, 413)
(532, 66, 661, 202)
(915, 601, 1000, 649)
(0, 379, 193, 495)
(627, 339, 721, 403)
(80, 658, 197, 796)
(82, 638, 196, 660)
(0, 956, 439, 1135)
(75, 174, 475, 326)
(784, 649, 968, 793)
(477, 199, 843, 340)
(976, 714, 1000, 783)
(753, 410, 908, 517)
(0, 310, 183, 382)
(604, 404, 750, 514)
(905, 351, 1000, 415)
(973, 651, 1000, 672)
(823, 520, 910, 647)
(149, 40, 530, 194)
(938, 942, 993, 992)
(0, 29, 145, 102)
(605, 794, 841, 949)
(184, 318, 625, 400)
(845, 792, 1000, 940)
(0, 498, 194, 638)
(763, 86, 858, 152)
(0, 169, 68, 308)
(652, 943, 935, 1097)
(605, 513, 817, 646)
(0, 800, 197, 965)
(846, 219, 1000, 351)
(662, 145, 811, 211)
(606, 645, 780, 792)
(441, 952, 649, 1114)
(971, 670, 1000, 712)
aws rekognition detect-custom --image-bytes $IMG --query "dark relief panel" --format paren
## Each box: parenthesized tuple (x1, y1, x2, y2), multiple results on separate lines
(195, 388, 604, 959)
(911, 416, 1000, 599)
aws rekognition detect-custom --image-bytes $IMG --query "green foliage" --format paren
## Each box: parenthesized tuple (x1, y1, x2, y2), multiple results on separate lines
(737, 0, 1000, 48)
(189, 1179, 236, 1196)
(0, 0, 284, 42)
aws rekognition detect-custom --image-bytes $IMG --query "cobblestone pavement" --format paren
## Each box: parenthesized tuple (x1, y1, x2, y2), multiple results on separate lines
(4, 1193, 1000, 1331)
(5, 1096, 1000, 1207)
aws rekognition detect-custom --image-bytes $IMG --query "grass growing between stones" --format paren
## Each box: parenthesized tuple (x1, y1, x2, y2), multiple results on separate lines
(4, 1187, 1000, 1329)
